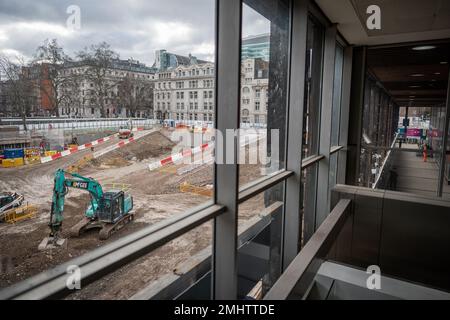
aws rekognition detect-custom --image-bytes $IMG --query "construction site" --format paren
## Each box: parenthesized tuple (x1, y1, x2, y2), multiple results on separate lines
(0, 123, 267, 299)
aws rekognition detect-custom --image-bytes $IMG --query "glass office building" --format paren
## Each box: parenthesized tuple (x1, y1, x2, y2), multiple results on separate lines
(242, 34, 271, 62)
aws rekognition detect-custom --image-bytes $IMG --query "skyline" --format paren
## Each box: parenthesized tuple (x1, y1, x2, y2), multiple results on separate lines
(0, 1, 270, 66)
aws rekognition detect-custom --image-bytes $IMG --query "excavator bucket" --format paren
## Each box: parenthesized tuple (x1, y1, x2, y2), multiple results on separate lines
(38, 236, 67, 251)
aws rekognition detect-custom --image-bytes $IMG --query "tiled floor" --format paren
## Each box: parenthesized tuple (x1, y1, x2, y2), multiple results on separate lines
(390, 148, 450, 199)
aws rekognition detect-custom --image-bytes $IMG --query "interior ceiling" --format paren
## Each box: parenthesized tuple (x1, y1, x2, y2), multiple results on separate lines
(367, 42, 450, 107)
(315, 0, 450, 107)
(315, 0, 450, 46)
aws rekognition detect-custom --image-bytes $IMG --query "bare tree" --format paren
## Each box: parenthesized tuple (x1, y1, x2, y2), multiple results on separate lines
(116, 75, 153, 117)
(34, 39, 74, 117)
(76, 42, 119, 118)
(0, 55, 35, 131)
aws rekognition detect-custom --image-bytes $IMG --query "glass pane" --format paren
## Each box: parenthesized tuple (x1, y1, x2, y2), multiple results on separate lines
(329, 152, 338, 187)
(239, 0, 289, 187)
(68, 221, 213, 299)
(237, 182, 284, 299)
(301, 163, 318, 245)
(0, 0, 216, 290)
(302, 17, 324, 158)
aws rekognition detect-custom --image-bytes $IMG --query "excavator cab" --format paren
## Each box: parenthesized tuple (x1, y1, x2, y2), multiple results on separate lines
(97, 191, 125, 224)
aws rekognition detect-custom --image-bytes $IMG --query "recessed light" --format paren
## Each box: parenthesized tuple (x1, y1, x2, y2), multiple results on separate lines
(409, 95, 415, 98)
(434, 72, 441, 75)
(410, 73, 425, 77)
(412, 45, 436, 51)
(441, 61, 448, 64)
(409, 85, 421, 88)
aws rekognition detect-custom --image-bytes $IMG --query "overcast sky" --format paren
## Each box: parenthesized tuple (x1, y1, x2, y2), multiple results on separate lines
(0, 0, 270, 65)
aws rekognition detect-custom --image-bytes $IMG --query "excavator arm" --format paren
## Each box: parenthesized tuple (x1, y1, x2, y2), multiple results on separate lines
(49, 169, 104, 237)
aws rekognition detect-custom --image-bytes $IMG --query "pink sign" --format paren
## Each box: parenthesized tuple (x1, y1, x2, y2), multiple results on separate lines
(406, 128, 422, 137)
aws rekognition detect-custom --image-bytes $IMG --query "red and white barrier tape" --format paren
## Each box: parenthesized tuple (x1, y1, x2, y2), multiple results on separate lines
(39, 128, 145, 164)
(148, 143, 212, 171)
(40, 135, 115, 164)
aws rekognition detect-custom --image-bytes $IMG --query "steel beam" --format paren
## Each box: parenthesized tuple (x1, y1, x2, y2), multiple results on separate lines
(337, 46, 353, 184)
(315, 25, 337, 230)
(212, 0, 241, 300)
(437, 71, 450, 197)
(282, 0, 309, 269)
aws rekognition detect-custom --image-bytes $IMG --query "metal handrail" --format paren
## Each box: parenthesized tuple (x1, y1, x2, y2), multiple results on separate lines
(264, 198, 352, 300)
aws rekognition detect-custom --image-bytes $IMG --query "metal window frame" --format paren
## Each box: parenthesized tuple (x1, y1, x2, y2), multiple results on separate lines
(302, 154, 325, 169)
(282, 0, 309, 269)
(315, 25, 337, 229)
(437, 71, 450, 197)
(212, 0, 241, 300)
(336, 46, 354, 184)
(263, 198, 352, 300)
(330, 145, 343, 155)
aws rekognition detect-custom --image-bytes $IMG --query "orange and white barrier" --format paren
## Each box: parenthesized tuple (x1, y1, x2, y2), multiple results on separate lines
(148, 143, 212, 171)
(40, 135, 116, 164)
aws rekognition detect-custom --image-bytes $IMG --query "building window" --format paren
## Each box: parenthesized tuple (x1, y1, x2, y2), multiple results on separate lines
(255, 101, 260, 111)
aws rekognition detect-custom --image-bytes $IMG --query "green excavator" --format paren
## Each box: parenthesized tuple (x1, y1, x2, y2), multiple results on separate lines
(47, 169, 134, 244)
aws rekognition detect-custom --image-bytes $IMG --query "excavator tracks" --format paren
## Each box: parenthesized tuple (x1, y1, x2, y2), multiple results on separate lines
(67, 217, 100, 238)
(99, 213, 135, 240)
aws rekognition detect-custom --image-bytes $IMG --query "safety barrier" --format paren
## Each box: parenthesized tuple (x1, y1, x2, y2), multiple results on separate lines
(148, 143, 212, 171)
(179, 182, 213, 197)
(40, 134, 117, 164)
(4, 205, 38, 224)
(1, 158, 24, 168)
(103, 183, 132, 192)
(67, 155, 94, 173)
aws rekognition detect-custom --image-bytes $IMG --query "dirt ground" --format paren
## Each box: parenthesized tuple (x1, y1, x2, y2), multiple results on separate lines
(0, 128, 270, 298)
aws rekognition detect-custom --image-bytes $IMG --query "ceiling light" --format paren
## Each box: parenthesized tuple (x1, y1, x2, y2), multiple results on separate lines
(441, 61, 448, 64)
(434, 72, 441, 75)
(409, 95, 415, 98)
(412, 45, 436, 51)
(410, 73, 425, 77)
(431, 79, 437, 82)
(409, 85, 421, 88)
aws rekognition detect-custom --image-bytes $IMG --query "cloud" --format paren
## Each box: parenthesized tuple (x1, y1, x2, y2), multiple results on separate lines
(0, 0, 268, 66)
